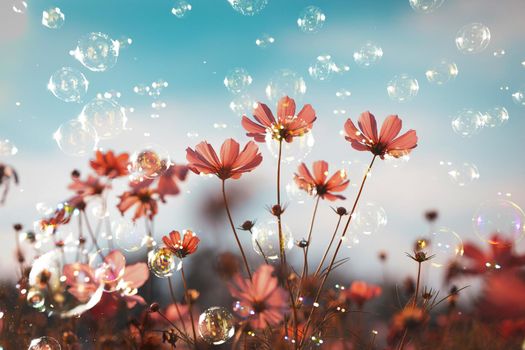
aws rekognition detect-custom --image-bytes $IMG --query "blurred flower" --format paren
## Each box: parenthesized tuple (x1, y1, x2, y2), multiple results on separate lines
(388, 306, 428, 345)
(186, 138, 262, 180)
(344, 111, 417, 159)
(162, 230, 200, 258)
(68, 174, 108, 198)
(0, 163, 18, 205)
(90, 150, 130, 178)
(117, 180, 158, 221)
(215, 252, 240, 279)
(294, 160, 349, 201)
(39, 204, 75, 233)
(228, 265, 289, 328)
(343, 281, 382, 307)
(156, 162, 189, 201)
(242, 96, 316, 143)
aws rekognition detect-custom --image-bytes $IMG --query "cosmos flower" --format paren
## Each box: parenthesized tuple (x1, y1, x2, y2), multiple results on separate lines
(117, 181, 158, 221)
(39, 203, 75, 234)
(344, 281, 382, 307)
(228, 265, 289, 329)
(186, 138, 262, 180)
(162, 230, 200, 259)
(90, 150, 130, 179)
(294, 160, 350, 201)
(68, 174, 108, 198)
(241, 96, 316, 143)
(156, 162, 189, 201)
(344, 111, 417, 159)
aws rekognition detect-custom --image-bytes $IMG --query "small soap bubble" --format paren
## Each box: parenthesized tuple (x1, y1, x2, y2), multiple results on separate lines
(353, 42, 383, 68)
(148, 247, 181, 278)
(387, 74, 419, 102)
(265, 69, 306, 102)
(28, 336, 61, 350)
(428, 227, 464, 268)
(255, 33, 275, 48)
(0, 139, 18, 156)
(171, 0, 192, 18)
(42, 7, 65, 29)
(425, 60, 458, 85)
(72, 32, 120, 72)
(229, 94, 257, 117)
(451, 109, 484, 137)
(48, 67, 89, 103)
(54, 119, 98, 157)
(79, 98, 127, 140)
(335, 89, 351, 99)
(409, 0, 445, 13)
(297, 6, 326, 33)
(224, 68, 253, 94)
(483, 106, 509, 128)
(228, 0, 268, 16)
(455, 23, 491, 54)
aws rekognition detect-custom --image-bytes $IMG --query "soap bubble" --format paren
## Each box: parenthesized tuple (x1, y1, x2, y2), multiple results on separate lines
(228, 0, 268, 16)
(42, 7, 65, 29)
(482, 106, 509, 128)
(28, 336, 61, 350)
(89, 249, 126, 292)
(348, 202, 387, 236)
(148, 247, 181, 278)
(455, 23, 491, 54)
(512, 87, 525, 106)
(54, 119, 98, 157)
(48, 67, 89, 103)
(473, 199, 525, 245)
(387, 74, 419, 102)
(428, 227, 464, 268)
(297, 6, 326, 33)
(72, 32, 120, 72)
(12, 0, 27, 14)
(198, 306, 235, 345)
(265, 69, 307, 102)
(224, 68, 253, 94)
(308, 55, 336, 81)
(408, 0, 445, 13)
(353, 42, 383, 68)
(133, 84, 150, 96)
(79, 98, 127, 140)
(445, 162, 480, 186)
(118, 36, 133, 49)
(229, 94, 257, 117)
(171, 0, 192, 18)
(149, 79, 169, 99)
(425, 60, 458, 85)
(113, 219, 147, 252)
(26, 288, 46, 309)
(335, 89, 351, 99)
(129, 144, 170, 180)
(286, 179, 309, 205)
(255, 33, 275, 48)
(0, 139, 18, 156)
(252, 220, 294, 260)
(266, 132, 314, 164)
(451, 109, 484, 137)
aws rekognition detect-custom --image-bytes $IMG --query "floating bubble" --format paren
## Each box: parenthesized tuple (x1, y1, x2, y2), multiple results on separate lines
(252, 220, 294, 260)
(286, 179, 309, 205)
(213, 122, 228, 129)
(28, 336, 61, 350)
(133, 84, 150, 95)
(0, 139, 18, 156)
(348, 202, 387, 236)
(48, 67, 89, 103)
(89, 249, 126, 292)
(12, 0, 27, 14)
(265, 69, 307, 102)
(72, 32, 120, 72)
(198, 306, 235, 345)
(297, 6, 326, 33)
(255, 33, 275, 48)
(171, 0, 192, 18)
(493, 49, 505, 58)
(148, 247, 181, 278)
(473, 199, 525, 245)
(331, 62, 350, 75)
(113, 219, 147, 252)
(451, 109, 484, 137)
(445, 162, 480, 186)
(129, 144, 170, 180)
(342, 233, 361, 249)
(428, 227, 464, 268)
(26, 288, 45, 309)
(149, 79, 169, 99)
(79, 98, 127, 140)
(335, 89, 351, 99)
(511, 87, 525, 106)
(387, 74, 419, 102)
(151, 101, 167, 110)
(54, 119, 98, 157)
(228, 0, 268, 16)
(308, 55, 336, 81)
(118, 36, 133, 49)
(42, 7, 65, 29)
(408, 0, 445, 13)
(425, 60, 458, 85)
(455, 23, 491, 54)
(266, 132, 314, 164)
(229, 94, 257, 117)
(483, 106, 509, 128)
(353, 42, 383, 68)
(224, 68, 253, 94)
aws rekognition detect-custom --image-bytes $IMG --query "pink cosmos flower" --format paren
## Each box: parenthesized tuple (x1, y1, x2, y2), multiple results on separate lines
(228, 265, 289, 329)
(294, 160, 350, 201)
(344, 281, 382, 307)
(344, 111, 417, 158)
(186, 138, 262, 180)
(242, 96, 316, 143)
(156, 162, 189, 201)
(117, 180, 158, 221)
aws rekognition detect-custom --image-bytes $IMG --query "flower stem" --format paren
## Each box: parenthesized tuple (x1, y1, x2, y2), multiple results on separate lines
(276, 139, 287, 266)
(314, 214, 343, 277)
(414, 261, 422, 307)
(249, 228, 269, 265)
(302, 196, 321, 279)
(168, 277, 188, 334)
(181, 266, 198, 349)
(221, 180, 252, 280)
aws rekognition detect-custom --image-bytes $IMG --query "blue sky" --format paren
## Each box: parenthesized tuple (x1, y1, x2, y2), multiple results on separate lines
(0, 0, 524, 286)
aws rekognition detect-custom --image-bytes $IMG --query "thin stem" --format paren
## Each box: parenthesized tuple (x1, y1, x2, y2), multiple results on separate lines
(302, 196, 321, 279)
(82, 211, 105, 261)
(397, 329, 408, 350)
(276, 139, 287, 266)
(314, 214, 343, 277)
(168, 277, 188, 334)
(222, 180, 252, 280)
(181, 266, 198, 349)
(414, 262, 422, 307)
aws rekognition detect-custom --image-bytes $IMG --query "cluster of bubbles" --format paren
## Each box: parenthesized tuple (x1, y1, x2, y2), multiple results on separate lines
(427, 227, 464, 268)
(198, 306, 235, 345)
(53, 119, 98, 157)
(71, 32, 120, 72)
(79, 98, 127, 140)
(265, 69, 307, 102)
(473, 199, 525, 245)
(353, 42, 383, 68)
(128, 144, 170, 181)
(425, 60, 458, 85)
(451, 107, 509, 137)
(455, 23, 491, 54)
(408, 0, 445, 13)
(224, 68, 253, 94)
(439, 161, 480, 187)
(228, 0, 268, 16)
(28, 336, 61, 350)
(387, 74, 419, 102)
(297, 6, 326, 33)
(48, 67, 89, 103)
(171, 0, 192, 18)
(255, 33, 275, 48)
(265, 131, 314, 164)
(251, 220, 294, 260)
(42, 7, 65, 29)
(148, 247, 182, 278)
(0, 139, 18, 156)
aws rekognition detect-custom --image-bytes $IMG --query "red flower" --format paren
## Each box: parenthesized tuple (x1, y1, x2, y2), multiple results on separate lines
(344, 111, 417, 159)
(117, 181, 158, 221)
(156, 162, 189, 201)
(294, 160, 349, 201)
(68, 174, 107, 198)
(90, 150, 130, 178)
(241, 96, 316, 143)
(186, 138, 262, 180)
(344, 281, 382, 307)
(162, 230, 200, 258)
(39, 204, 75, 233)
